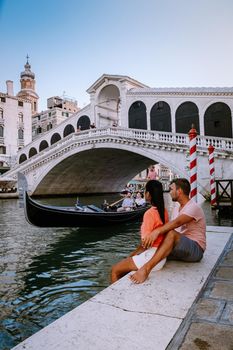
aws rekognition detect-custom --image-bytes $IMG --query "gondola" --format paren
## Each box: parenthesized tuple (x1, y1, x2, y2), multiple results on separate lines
(24, 192, 149, 227)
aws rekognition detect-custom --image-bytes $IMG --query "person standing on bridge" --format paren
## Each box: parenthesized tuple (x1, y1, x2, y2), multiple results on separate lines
(147, 165, 158, 180)
(111, 180, 169, 283)
(130, 178, 206, 284)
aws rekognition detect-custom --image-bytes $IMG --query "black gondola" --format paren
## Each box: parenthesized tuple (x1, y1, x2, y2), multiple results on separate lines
(24, 192, 149, 227)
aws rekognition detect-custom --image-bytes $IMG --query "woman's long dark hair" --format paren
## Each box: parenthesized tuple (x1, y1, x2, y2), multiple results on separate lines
(145, 180, 165, 224)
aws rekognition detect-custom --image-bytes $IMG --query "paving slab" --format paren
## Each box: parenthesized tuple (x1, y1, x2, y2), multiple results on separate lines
(193, 298, 225, 321)
(179, 322, 233, 350)
(12, 228, 232, 350)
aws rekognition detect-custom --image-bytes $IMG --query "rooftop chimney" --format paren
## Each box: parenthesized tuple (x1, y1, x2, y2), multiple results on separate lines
(6, 80, 14, 96)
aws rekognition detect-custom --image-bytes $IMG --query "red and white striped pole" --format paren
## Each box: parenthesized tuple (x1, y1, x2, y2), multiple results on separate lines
(208, 144, 216, 207)
(188, 126, 197, 202)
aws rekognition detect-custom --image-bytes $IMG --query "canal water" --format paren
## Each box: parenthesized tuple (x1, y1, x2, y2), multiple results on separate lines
(0, 194, 232, 350)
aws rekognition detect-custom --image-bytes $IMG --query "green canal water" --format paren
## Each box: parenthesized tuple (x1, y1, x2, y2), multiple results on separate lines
(0, 194, 232, 350)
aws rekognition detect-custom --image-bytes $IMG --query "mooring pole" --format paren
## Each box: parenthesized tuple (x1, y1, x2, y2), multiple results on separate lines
(208, 144, 216, 207)
(188, 126, 197, 202)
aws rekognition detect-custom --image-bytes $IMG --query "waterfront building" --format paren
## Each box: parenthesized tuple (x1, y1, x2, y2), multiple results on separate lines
(0, 80, 32, 174)
(32, 96, 79, 140)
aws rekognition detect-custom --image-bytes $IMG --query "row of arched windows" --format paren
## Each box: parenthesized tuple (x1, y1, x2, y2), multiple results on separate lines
(0, 109, 24, 122)
(129, 101, 232, 138)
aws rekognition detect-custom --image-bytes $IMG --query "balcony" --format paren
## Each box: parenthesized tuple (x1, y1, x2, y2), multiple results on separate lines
(18, 139, 24, 147)
(0, 118, 4, 126)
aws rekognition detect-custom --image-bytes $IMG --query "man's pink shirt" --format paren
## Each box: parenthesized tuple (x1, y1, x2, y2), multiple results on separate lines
(172, 199, 206, 251)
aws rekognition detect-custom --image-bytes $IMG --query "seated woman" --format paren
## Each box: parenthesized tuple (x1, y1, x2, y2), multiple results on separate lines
(135, 192, 146, 207)
(111, 180, 168, 283)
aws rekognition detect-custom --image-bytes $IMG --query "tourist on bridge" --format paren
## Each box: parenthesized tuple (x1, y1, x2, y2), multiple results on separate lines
(111, 180, 168, 283)
(147, 165, 158, 180)
(130, 178, 206, 284)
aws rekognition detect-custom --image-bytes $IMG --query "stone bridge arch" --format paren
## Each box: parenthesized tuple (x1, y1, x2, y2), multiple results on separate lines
(30, 142, 188, 196)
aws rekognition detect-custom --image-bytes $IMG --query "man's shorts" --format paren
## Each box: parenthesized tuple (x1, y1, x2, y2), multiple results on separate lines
(168, 235, 204, 262)
(132, 247, 166, 270)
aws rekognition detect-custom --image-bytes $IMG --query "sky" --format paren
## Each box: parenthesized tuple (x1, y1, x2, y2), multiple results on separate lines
(0, 0, 233, 111)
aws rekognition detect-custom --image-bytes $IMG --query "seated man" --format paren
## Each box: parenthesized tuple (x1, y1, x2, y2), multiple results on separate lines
(117, 191, 134, 212)
(130, 178, 206, 283)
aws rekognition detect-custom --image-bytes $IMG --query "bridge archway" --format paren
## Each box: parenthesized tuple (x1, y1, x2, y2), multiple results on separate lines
(176, 102, 199, 134)
(77, 115, 90, 130)
(204, 102, 232, 138)
(150, 101, 171, 132)
(39, 140, 49, 152)
(30, 140, 189, 196)
(63, 124, 75, 137)
(51, 133, 61, 145)
(19, 154, 27, 164)
(128, 101, 147, 129)
(29, 147, 37, 158)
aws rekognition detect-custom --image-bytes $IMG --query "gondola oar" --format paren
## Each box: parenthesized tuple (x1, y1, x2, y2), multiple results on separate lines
(109, 197, 124, 208)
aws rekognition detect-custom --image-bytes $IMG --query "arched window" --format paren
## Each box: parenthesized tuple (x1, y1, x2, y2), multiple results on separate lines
(77, 115, 91, 130)
(175, 102, 199, 134)
(18, 113, 23, 123)
(128, 101, 147, 129)
(204, 102, 232, 138)
(18, 128, 24, 139)
(19, 154, 27, 164)
(0, 108, 3, 119)
(39, 140, 49, 152)
(47, 122, 52, 131)
(0, 146, 6, 154)
(0, 126, 4, 137)
(51, 132, 61, 145)
(29, 147, 37, 158)
(63, 124, 75, 137)
(150, 101, 171, 131)
(37, 126, 42, 135)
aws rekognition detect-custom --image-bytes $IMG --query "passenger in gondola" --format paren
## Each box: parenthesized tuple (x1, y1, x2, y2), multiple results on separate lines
(135, 192, 146, 207)
(117, 191, 134, 212)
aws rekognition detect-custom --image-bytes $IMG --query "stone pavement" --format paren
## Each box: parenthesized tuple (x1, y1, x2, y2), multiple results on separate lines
(167, 229, 233, 350)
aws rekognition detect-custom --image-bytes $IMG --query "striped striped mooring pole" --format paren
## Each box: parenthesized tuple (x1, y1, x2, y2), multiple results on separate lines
(188, 126, 197, 202)
(208, 144, 216, 207)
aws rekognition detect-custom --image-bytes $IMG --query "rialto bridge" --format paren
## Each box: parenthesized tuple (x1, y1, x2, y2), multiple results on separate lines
(1, 74, 233, 196)
(4, 127, 233, 196)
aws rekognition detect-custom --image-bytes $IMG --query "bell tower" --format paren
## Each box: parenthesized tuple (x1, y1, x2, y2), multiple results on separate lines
(17, 55, 39, 114)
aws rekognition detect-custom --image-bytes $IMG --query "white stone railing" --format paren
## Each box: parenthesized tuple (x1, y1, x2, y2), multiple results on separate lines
(82, 127, 233, 150)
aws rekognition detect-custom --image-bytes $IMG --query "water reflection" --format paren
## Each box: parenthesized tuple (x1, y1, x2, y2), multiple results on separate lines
(0, 195, 232, 349)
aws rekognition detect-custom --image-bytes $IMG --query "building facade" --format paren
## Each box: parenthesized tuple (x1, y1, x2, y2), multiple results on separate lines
(32, 96, 79, 140)
(0, 80, 32, 174)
